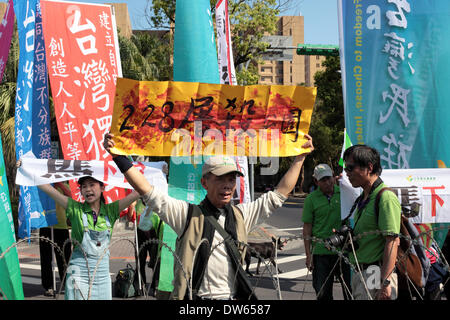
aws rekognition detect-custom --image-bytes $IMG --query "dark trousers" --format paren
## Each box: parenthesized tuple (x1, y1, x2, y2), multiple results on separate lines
(312, 254, 352, 300)
(137, 228, 152, 285)
(39, 227, 71, 290)
(441, 231, 450, 299)
(137, 228, 161, 286)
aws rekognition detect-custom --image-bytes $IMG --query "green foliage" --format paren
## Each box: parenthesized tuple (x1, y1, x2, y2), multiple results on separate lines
(236, 63, 259, 85)
(0, 27, 19, 203)
(119, 32, 172, 81)
(306, 56, 345, 176)
(146, 0, 286, 83)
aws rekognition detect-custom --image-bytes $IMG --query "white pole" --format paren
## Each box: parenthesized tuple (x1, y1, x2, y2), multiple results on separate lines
(134, 218, 142, 293)
(250, 163, 255, 201)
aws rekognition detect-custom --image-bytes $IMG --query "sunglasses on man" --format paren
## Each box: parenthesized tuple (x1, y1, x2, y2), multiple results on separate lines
(344, 163, 358, 173)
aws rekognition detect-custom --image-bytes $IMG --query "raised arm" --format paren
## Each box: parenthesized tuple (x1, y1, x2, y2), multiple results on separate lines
(275, 134, 314, 197)
(38, 184, 70, 210)
(118, 190, 140, 212)
(103, 133, 153, 196)
(17, 160, 71, 209)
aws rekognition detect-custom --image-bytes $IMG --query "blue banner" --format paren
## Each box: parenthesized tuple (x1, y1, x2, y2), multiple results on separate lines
(14, 0, 56, 239)
(338, 0, 450, 244)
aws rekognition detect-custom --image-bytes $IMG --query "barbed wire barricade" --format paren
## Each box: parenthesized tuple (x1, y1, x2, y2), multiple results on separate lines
(1, 224, 449, 300)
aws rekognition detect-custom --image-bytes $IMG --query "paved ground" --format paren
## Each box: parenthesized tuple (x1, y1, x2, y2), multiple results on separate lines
(15, 194, 319, 301)
(12, 192, 448, 302)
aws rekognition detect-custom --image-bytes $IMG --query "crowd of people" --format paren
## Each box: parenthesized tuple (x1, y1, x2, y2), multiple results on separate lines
(16, 133, 449, 301)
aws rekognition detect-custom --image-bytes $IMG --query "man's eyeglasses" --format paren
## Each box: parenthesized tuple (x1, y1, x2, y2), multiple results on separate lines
(344, 163, 357, 172)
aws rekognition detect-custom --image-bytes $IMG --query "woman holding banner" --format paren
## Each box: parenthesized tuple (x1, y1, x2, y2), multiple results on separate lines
(17, 159, 140, 300)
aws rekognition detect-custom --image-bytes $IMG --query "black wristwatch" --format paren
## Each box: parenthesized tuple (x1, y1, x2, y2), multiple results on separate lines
(382, 278, 391, 287)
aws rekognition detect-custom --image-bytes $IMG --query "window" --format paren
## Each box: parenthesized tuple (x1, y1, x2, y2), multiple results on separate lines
(261, 66, 273, 73)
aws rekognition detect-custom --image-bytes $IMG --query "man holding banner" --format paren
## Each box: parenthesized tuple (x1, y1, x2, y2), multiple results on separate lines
(104, 132, 313, 300)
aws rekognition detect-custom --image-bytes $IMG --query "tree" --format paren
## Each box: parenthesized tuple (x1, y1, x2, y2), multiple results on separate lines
(119, 31, 172, 81)
(302, 56, 345, 191)
(146, 0, 295, 85)
(0, 29, 19, 224)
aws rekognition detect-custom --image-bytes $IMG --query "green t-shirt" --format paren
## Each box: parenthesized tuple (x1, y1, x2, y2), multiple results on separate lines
(65, 198, 120, 246)
(349, 183, 401, 264)
(302, 185, 342, 255)
(53, 182, 70, 229)
(150, 212, 165, 256)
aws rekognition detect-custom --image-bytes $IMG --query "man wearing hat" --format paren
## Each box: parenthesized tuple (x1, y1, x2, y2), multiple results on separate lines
(103, 133, 313, 300)
(302, 164, 351, 300)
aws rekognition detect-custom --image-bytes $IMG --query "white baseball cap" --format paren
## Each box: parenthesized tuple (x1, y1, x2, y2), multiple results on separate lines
(313, 164, 333, 181)
(202, 156, 244, 177)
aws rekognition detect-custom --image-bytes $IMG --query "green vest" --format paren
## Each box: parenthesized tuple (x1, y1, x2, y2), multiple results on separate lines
(170, 204, 248, 300)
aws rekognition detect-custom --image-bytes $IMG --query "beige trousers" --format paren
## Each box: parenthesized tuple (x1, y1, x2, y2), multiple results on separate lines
(351, 266, 398, 300)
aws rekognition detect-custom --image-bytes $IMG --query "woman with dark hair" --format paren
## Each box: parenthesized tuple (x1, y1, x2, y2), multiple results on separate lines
(36, 176, 139, 300)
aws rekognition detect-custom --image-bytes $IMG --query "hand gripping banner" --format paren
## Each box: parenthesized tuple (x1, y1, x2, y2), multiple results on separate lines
(16, 156, 168, 195)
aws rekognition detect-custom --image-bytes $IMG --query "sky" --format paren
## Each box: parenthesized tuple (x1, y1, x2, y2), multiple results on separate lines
(1, 0, 339, 45)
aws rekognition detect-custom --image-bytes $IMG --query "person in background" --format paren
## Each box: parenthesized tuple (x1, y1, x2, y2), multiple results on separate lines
(39, 181, 72, 297)
(302, 164, 351, 300)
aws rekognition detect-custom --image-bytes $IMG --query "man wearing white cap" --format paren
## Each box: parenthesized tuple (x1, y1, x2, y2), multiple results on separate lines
(302, 164, 351, 300)
(103, 133, 313, 300)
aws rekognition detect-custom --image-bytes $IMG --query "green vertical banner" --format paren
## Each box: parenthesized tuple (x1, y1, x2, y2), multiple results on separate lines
(173, 0, 220, 84)
(0, 134, 24, 300)
(158, 161, 206, 293)
(157, 0, 219, 295)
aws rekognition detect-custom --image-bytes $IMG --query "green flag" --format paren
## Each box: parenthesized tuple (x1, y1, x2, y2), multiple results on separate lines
(157, 0, 219, 296)
(338, 128, 353, 167)
(0, 133, 24, 300)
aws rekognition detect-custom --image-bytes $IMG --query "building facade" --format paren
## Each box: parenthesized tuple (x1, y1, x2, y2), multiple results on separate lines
(259, 16, 326, 87)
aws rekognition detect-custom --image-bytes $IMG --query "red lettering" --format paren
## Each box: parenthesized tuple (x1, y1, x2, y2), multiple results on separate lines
(423, 186, 445, 217)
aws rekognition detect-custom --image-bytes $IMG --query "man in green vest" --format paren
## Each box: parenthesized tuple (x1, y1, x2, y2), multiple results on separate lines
(104, 133, 313, 300)
(302, 164, 351, 300)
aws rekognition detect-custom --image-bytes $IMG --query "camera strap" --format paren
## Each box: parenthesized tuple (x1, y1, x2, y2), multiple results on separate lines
(346, 177, 383, 229)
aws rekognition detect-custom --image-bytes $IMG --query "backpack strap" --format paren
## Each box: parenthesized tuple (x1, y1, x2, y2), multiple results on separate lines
(178, 203, 194, 240)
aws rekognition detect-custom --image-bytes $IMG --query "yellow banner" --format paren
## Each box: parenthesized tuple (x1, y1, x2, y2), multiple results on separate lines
(110, 78, 316, 157)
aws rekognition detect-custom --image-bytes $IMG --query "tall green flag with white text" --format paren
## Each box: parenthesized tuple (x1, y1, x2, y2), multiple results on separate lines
(0, 133, 24, 300)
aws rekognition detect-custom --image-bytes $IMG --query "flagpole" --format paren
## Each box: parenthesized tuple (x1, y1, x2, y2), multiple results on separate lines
(50, 226, 56, 296)
(134, 218, 142, 294)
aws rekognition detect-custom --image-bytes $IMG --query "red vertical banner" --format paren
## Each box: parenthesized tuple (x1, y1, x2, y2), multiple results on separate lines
(41, 0, 124, 202)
